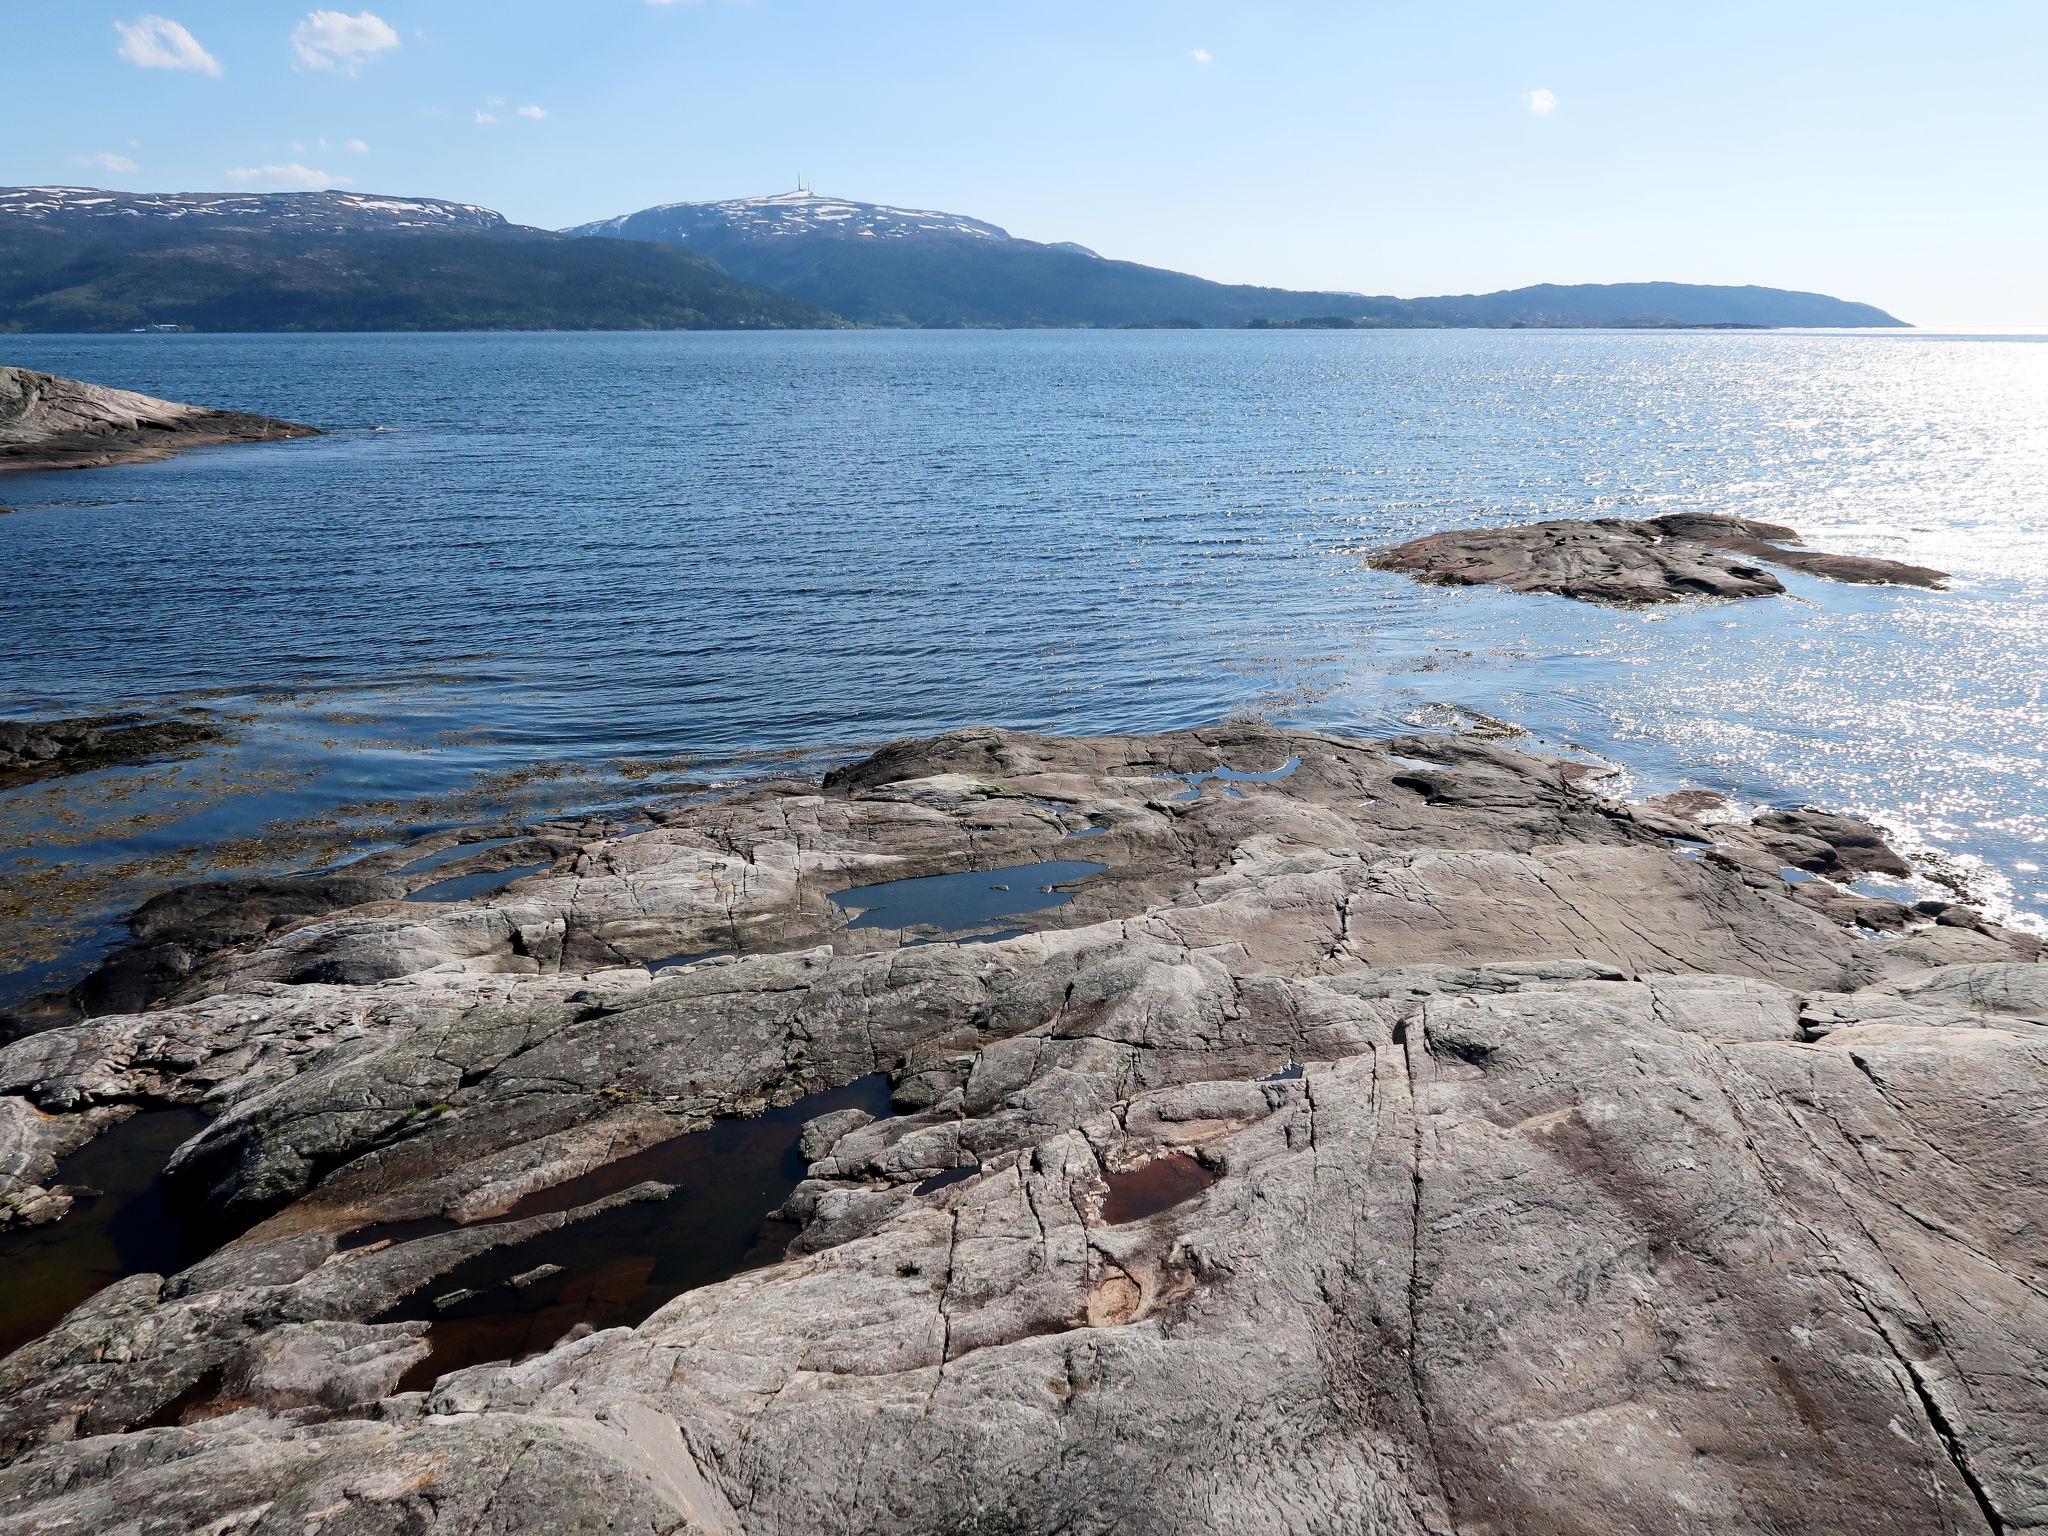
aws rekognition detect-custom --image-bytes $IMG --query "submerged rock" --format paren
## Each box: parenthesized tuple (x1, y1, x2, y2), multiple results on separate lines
(0, 724, 2039, 1533)
(1369, 512, 1949, 604)
(0, 364, 318, 476)
(0, 712, 221, 791)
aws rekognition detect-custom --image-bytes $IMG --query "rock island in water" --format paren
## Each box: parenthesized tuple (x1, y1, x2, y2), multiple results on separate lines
(1369, 511, 1950, 604)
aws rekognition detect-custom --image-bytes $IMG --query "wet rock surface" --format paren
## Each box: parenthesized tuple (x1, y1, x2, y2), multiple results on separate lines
(0, 364, 319, 476)
(0, 724, 2041, 1534)
(0, 712, 222, 791)
(1369, 512, 1950, 604)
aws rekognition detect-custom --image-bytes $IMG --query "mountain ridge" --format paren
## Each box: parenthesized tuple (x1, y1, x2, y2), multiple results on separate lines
(570, 188, 1908, 329)
(0, 184, 1908, 332)
(0, 186, 842, 333)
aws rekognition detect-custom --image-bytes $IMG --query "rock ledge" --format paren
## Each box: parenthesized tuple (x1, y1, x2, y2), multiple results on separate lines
(1369, 512, 1949, 604)
(0, 365, 319, 476)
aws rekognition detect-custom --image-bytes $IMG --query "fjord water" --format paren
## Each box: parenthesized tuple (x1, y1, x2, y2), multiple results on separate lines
(2, 329, 2044, 998)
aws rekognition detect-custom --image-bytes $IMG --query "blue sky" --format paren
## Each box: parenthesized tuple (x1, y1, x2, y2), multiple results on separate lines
(9, 2, 2045, 326)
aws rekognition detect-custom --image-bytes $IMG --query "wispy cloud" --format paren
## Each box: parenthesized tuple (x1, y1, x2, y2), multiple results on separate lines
(73, 150, 142, 174)
(1190, 48, 1212, 64)
(1523, 87, 1558, 116)
(115, 15, 222, 75)
(225, 162, 350, 189)
(344, 137, 370, 153)
(291, 10, 399, 74)
(474, 110, 498, 125)
(516, 104, 547, 120)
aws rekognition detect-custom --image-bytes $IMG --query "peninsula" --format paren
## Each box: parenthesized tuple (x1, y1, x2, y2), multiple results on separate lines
(0, 365, 318, 476)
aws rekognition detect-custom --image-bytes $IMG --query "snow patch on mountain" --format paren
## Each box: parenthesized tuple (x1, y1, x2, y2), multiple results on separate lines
(568, 189, 1010, 243)
(0, 187, 506, 232)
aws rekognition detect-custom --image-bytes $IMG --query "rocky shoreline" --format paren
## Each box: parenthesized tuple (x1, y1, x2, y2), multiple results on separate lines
(0, 722, 2041, 1532)
(1369, 512, 1951, 604)
(0, 365, 318, 477)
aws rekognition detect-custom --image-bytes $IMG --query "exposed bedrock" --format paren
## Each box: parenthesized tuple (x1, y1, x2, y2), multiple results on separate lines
(0, 724, 2041, 1534)
(0, 364, 319, 476)
(1368, 512, 1950, 604)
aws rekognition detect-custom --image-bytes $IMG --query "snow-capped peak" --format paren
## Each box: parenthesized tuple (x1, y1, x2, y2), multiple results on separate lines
(568, 190, 1012, 244)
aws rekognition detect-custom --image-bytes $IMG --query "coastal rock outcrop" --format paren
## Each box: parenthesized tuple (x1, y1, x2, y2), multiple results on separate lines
(0, 725, 2040, 1533)
(1369, 512, 1949, 604)
(0, 365, 318, 475)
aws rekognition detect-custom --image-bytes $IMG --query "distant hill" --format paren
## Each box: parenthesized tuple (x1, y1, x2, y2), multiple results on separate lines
(0, 187, 844, 332)
(1409, 281, 1906, 330)
(570, 190, 1909, 330)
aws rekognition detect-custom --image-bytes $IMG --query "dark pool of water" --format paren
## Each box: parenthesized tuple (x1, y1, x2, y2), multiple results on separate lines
(0, 1107, 211, 1358)
(374, 1073, 893, 1391)
(832, 860, 1107, 937)
(408, 861, 554, 904)
(646, 948, 736, 974)
(395, 837, 521, 877)
(1100, 1152, 1219, 1225)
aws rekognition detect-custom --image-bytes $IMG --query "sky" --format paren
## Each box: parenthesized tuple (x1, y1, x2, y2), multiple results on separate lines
(7, 1, 2046, 327)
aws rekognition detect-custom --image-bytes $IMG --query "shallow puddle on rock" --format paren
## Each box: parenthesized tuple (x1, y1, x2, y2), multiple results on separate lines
(395, 837, 520, 877)
(409, 861, 553, 903)
(376, 1073, 894, 1390)
(0, 1107, 211, 1358)
(913, 1165, 982, 1196)
(1260, 1062, 1305, 1082)
(1167, 756, 1302, 802)
(1099, 1152, 1218, 1225)
(1779, 866, 1820, 885)
(646, 948, 736, 974)
(830, 860, 1106, 938)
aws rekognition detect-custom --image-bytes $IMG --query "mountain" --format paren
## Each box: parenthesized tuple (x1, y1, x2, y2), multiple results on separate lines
(0, 186, 510, 234)
(567, 190, 1385, 328)
(0, 187, 844, 332)
(569, 190, 1909, 330)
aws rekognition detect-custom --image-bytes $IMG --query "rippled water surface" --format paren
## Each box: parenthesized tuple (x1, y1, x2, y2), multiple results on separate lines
(2, 329, 2044, 995)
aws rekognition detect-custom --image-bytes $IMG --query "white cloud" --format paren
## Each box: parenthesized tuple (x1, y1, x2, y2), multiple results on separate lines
(291, 10, 399, 74)
(1190, 48, 1212, 64)
(115, 15, 223, 75)
(474, 110, 497, 124)
(1523, 87, 1558, 116)
(344, 137, 370, 153)
(225, 162, 351, 189)
(516, 104, 547, 120)
(73, 150, 141, 174)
